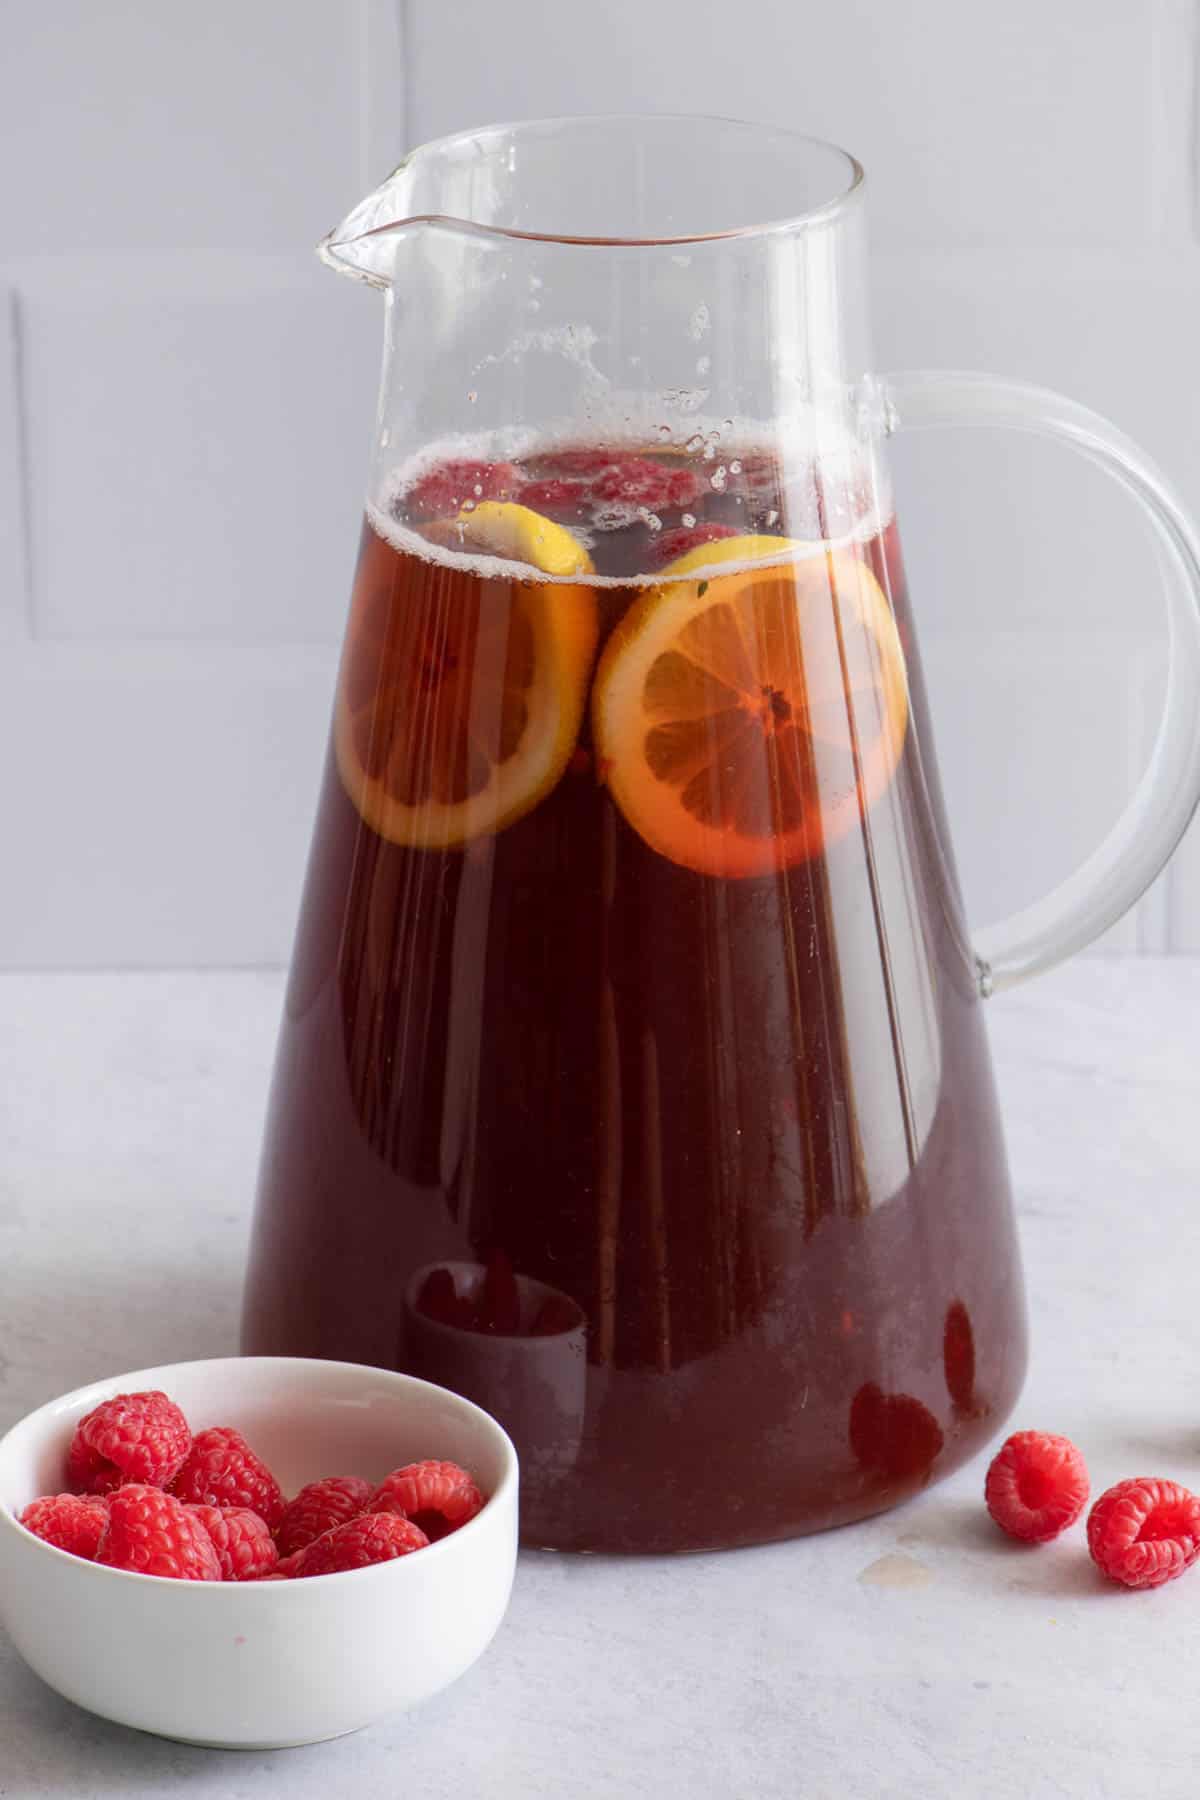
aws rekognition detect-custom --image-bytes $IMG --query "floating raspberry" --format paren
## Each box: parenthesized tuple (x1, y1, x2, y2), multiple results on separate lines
(474, 1247, 521, 1335)
(95, 1484, 221, 1581)
(650, 522, 739, 567)
(849, 1383, 944, 1481)
(516, 450, 704, 518)
(369, 1460, 485, 1542)
(404, 459, 521, 519)
(1087, 1477, 1200, 1589)
(518, 478, 591, 513)
(66, 1390, 192, 1495)
(20, 1493, 110, 1560)
(276, 1477, 374, 1558)
(283, 1512, 429, 1578)
(170, 1427, 286, 1532)
(985, 1431, 1089, 1543)
(185, 1504, 278, 1581)
(591, 458, 700, 511)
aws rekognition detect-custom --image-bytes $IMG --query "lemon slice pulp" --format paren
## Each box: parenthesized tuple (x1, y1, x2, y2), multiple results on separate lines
(592, 535, 909, 878)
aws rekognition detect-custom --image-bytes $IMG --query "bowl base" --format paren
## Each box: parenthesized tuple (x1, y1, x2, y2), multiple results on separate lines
(139, 1720, 367, 1751)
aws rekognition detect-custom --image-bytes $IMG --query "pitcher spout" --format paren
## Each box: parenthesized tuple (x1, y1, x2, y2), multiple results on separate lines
(319, 160, 417, 288)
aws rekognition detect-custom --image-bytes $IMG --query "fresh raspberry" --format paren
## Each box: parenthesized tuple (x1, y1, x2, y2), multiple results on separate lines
(404, 459, 521, 519)
(185, 1504, 278, 1581)
(170, 1427, 286, 1532)
(943, 1299, 977, 1415)
(20, 1493, 110, 1560)
(849, 1383, 944, 1481)
(984, 1431, 1089, 1543)
(95, 1484, 221, 1581)
(1087, 1478, 1200, 1589)
(369, 1460, 485, 1542)
(474, 1247, 521, 1335)
(591, 458, 700, 511)
(66, 1390, 192, 1495)
(283, 1512, 429, 1578)
(649, 522, 739, 567)
(517, 478, 590, 513)
(276, 1477, 374, 1558)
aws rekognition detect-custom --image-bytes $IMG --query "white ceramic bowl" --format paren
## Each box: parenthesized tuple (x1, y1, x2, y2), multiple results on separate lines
(0, 1356, 518, 1748)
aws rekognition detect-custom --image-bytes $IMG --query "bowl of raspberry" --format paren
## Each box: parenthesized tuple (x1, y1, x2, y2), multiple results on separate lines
(0, 1356, 518, 1748)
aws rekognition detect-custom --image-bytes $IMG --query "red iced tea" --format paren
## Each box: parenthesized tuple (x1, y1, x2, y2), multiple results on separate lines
(243, 440, 1025, 1551)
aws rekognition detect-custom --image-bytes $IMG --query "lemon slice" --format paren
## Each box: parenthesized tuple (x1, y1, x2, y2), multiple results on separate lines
(335, 505, 598, 848)
(592, 534, 908, 878)
(438, 500, 593, 577)
(654, 533, 799, 580)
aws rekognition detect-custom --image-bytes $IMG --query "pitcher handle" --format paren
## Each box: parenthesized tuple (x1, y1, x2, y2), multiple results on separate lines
(881, 369, 1200, 995)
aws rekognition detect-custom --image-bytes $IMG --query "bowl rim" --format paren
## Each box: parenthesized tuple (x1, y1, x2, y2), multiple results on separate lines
(0, 1354, 518, 1593)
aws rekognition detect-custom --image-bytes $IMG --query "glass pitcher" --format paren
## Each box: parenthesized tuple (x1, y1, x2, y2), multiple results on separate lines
(242, 116, 1200, 1552)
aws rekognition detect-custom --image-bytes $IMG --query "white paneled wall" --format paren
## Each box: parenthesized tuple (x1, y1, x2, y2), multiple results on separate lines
(0, 1, 401, 964)
(2, 0, 1199, 965)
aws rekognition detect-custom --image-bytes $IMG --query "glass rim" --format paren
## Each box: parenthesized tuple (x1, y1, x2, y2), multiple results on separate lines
(354, 113, 866, 250)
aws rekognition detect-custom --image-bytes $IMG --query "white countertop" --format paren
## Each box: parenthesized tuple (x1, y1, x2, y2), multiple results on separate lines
(2, 959, 1199, 1799)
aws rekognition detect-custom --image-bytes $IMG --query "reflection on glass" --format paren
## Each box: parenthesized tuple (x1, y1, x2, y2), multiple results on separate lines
(943, 1298, 979, 1418)
(849, 1381, 944, 1483)
(403, 1259, 588, 1479)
